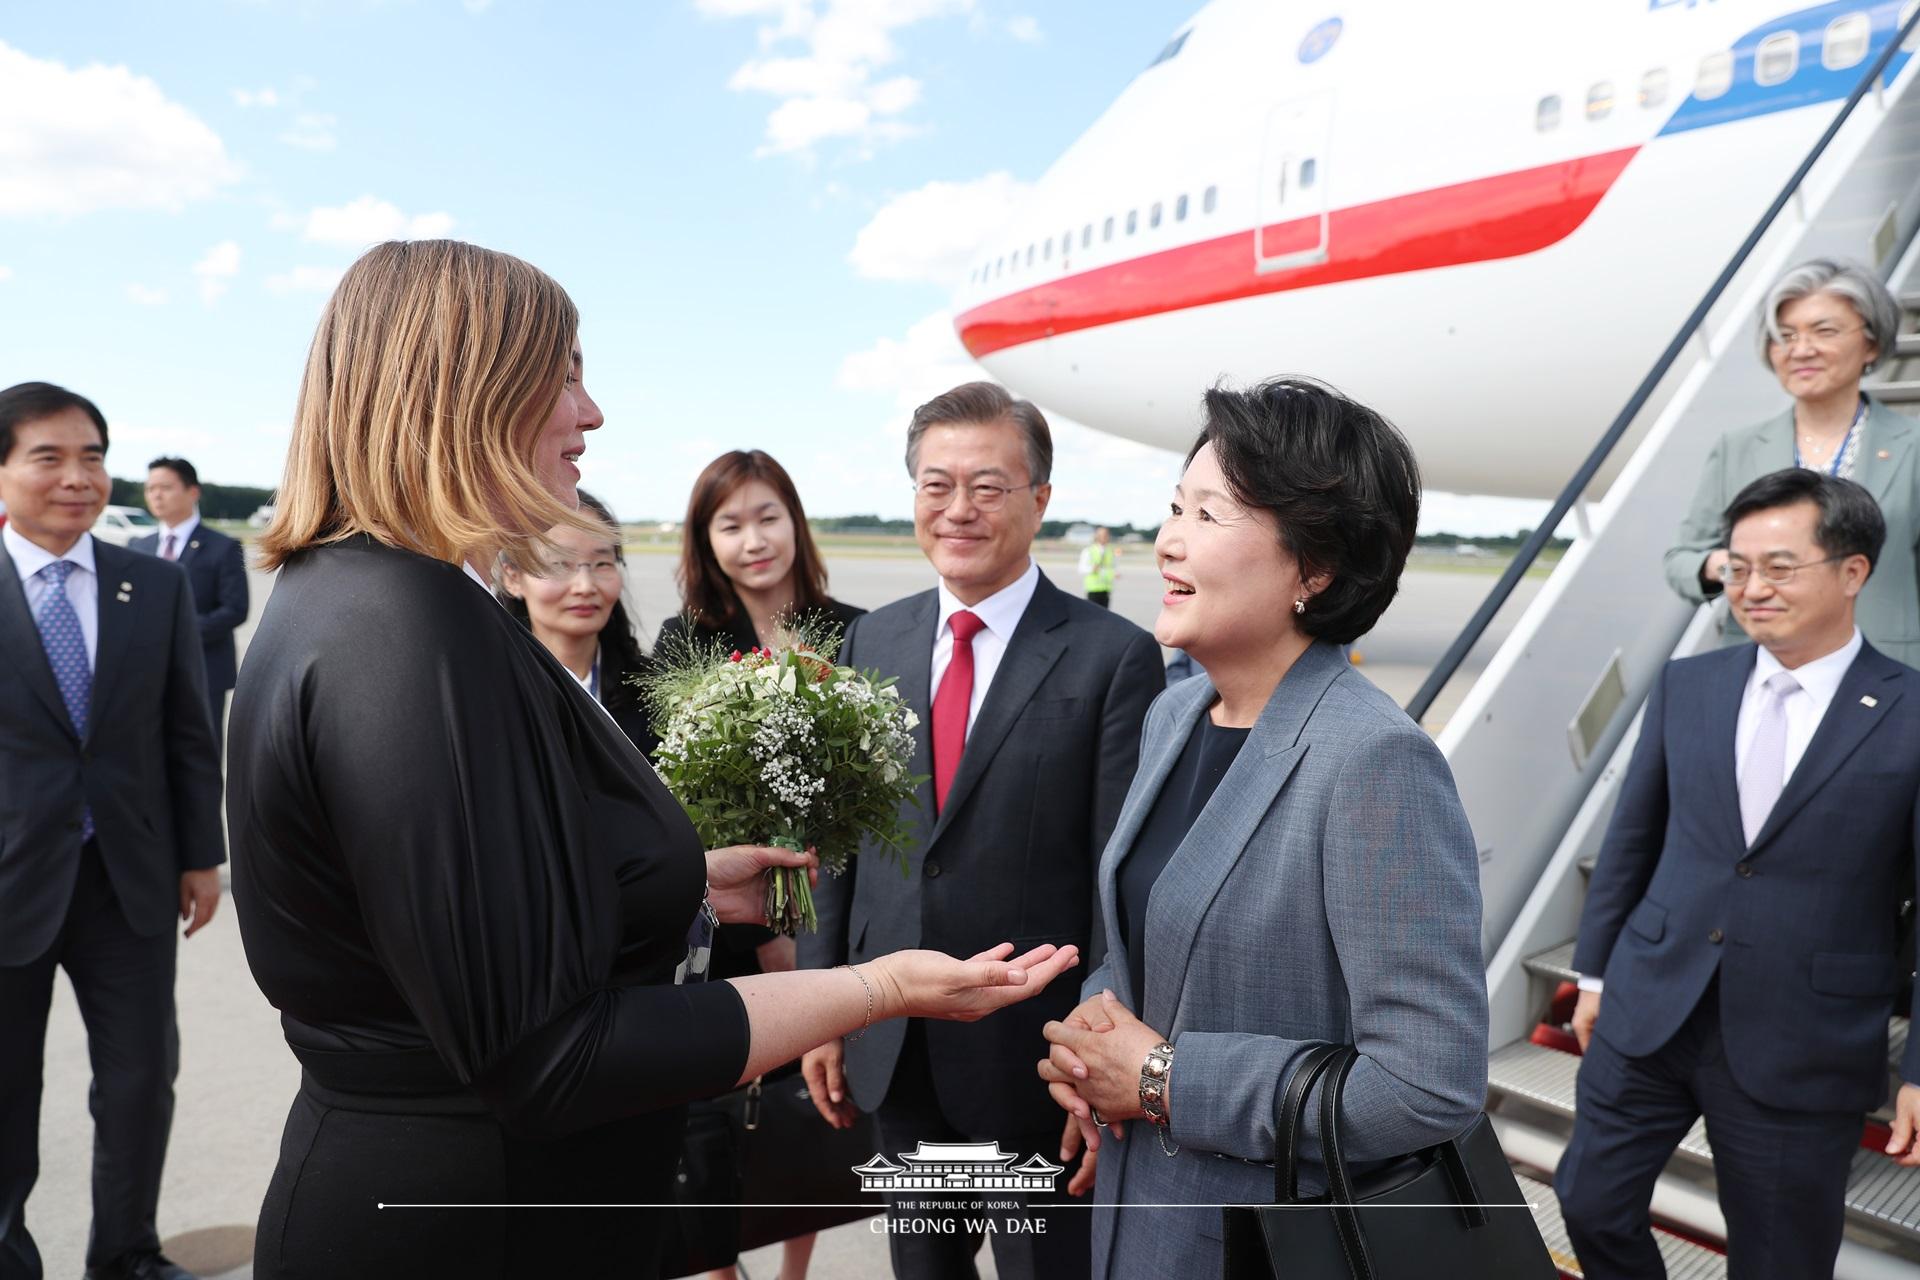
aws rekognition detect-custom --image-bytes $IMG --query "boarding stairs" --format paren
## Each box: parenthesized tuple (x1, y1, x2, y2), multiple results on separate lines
(1414, 16, 1920, 1277)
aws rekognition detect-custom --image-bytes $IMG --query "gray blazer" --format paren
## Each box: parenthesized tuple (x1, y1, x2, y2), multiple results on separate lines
(1083, 641, 1487, 1280)
(1665, 398, 1920, 667)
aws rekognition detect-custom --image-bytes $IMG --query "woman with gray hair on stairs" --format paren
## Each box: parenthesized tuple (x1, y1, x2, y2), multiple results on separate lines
(1665, 256, 1920, 664)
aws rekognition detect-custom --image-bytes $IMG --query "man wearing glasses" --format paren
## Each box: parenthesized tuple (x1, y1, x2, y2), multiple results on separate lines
(1558, 468, 1920, 1278)
(799, 381, 1161, 1280)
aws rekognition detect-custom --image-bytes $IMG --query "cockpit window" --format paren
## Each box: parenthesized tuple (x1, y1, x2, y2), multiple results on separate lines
(1147, 29, 1190, 70)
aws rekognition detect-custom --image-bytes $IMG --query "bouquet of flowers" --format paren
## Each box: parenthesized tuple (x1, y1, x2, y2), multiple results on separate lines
(642, 624, 923, 935)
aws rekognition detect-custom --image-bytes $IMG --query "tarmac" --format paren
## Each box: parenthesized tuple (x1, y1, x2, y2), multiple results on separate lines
(25, 542, 1538, 1279)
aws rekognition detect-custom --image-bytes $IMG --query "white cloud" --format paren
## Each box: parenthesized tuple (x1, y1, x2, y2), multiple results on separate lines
(703, 0, 969, 158)
(849, 171, 1031, 285)
(266, 264, 344, 295)
(232, 86, 280, 108)
(192, 240, 241, 304)
(1007, 15, 1041, 42)
(285, 196, 455, 247)
(0, 40, 237, 217)
(278, 112, 337, 151)
(126, 283, 169, 306)
(0, 265, 12, 283)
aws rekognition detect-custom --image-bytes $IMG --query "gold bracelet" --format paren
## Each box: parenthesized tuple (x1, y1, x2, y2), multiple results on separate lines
(841, 964, 873, 1042)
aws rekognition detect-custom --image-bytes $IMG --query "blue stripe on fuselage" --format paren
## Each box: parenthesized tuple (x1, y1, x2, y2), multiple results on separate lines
(1658, 0, 1912, 136)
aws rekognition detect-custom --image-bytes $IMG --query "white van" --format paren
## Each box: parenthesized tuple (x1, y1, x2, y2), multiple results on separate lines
(91, 505, 158, 546)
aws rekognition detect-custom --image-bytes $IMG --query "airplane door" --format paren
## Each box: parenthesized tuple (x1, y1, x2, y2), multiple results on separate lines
(1256, 93, 1332, 273)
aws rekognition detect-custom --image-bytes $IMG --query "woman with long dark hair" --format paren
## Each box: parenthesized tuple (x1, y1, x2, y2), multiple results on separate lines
(497, 489, 657, 756)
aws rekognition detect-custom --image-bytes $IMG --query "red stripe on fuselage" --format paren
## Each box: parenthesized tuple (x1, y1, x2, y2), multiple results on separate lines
(956, 147, 1640, 359)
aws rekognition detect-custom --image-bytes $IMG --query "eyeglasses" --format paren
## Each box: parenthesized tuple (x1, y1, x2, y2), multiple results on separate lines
(539, 558, 621, 582)
(912, 479, 1039, 512)
(1770, 324, 1865, 349)
(1716, 554, 1845, 586)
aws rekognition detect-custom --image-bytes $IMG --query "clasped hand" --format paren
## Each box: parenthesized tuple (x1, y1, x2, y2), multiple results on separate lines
(1037, 990, 1167, 1196)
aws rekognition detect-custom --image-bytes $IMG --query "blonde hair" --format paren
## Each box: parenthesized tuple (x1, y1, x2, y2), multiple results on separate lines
(257, 239, 598, 573)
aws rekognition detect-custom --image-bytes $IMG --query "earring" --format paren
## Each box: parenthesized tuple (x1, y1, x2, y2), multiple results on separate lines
(1293, 598, 1306, 614)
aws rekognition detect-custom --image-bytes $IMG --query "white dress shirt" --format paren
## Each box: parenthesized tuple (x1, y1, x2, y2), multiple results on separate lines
(7, 523, 99, 667)
(156, 511, 200, 559)
(931, 559, 1041, 736)
(1578, 628, 1864, 994)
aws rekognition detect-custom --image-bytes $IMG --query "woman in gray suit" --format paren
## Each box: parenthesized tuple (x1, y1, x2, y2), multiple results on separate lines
(1667, 258, 1919, 663)
(1038, 379, 1488, 1279)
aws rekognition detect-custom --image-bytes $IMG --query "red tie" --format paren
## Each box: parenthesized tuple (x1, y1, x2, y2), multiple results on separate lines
(932, 610, 986, 813)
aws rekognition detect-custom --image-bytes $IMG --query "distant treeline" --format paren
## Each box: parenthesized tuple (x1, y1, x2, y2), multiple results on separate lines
(109, 479, 275, 521)
(814, 514, 1567, 552)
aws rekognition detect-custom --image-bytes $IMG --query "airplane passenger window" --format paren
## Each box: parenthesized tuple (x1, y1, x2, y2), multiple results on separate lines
(1755, 31, 1798, 85)
(1103, 216, 1115, 241)
(1175, 194, 1189, 221)
(1026, 244, 1035, 266)
(1298, 158, 1317, 189)
(1150, 202, 1163, 228)
(1535, 95, 1562, 131)
(1824, 13, 1871, 69)
(1082, 224, 1092, 248)
(1696, 50, 1734, 99)
(1203, 185, 1217, 214)
(1043, 238, 1052, 261)
(1585, 81, 1614, 120)
(1639, 68, 1670, 108)
(1062, 230, 1072, 258)
(1126, 210, 1138, 234)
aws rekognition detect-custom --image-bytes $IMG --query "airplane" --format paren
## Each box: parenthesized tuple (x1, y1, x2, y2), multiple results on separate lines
(953, 0, 1918, 499)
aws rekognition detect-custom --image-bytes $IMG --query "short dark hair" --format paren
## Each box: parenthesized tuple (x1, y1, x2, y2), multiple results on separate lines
(905, 381, 1053, 486)
(148, 456, 200, 489)
(0, 382, 107, 464)
(1722, 469, 1884, 577)
(1187, 377, 1421, 644)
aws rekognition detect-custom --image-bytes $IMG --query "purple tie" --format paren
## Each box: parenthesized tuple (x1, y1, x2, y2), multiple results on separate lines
(33, 561, 94, 841)
(161, 533, 178, 561)
(1739, 671, 1799, 845)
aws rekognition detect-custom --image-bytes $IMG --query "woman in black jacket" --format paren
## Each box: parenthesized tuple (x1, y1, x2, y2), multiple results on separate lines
(497, 489, 657, 756)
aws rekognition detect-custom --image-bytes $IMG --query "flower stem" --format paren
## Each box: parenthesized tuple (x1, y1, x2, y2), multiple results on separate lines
(764, 836, 816, 935)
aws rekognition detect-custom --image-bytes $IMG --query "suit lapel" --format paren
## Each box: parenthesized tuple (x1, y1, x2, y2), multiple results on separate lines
(1709, 646, 1757, 853)
(927, 577, 1068, 849)
(0, 543, 78, 736)
(1143, 642, 1345, 1035)
(87, 541, 137, 743)
(1860, 401, 1915, 510)
(177, 533, 203, 571)
(1095, 675, 1213, 1012)
(1748, 645, 1903, 855)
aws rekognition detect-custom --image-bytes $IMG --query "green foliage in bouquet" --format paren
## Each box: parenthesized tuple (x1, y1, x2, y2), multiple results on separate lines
(640, 617, 923, 935)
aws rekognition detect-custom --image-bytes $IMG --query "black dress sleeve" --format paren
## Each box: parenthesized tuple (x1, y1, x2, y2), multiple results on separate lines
(295, 568, 748, 1138)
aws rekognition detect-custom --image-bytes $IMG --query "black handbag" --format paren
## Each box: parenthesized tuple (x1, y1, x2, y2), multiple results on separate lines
(1221, 1044, 1556, 1279)
(658, 1071, 885, 1277)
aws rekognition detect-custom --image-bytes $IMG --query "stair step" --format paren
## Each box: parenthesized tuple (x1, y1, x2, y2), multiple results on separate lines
(1525, 941, 1580, 985)
(1873, 379, 1920, 403)
(1489, 1039, 1920, 1242)
(1511, 1170, 1727, 1279)
(1897, 333, 1920, 358)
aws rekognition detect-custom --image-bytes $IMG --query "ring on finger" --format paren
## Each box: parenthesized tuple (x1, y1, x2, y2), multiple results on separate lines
(1091, 1106, 1108, 1129)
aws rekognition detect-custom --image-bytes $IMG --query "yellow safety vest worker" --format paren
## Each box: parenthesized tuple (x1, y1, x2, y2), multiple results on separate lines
(1081, 543, 1116, 594)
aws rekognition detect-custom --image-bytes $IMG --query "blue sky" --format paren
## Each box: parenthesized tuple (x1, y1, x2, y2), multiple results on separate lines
(0, 0, 1548, 534)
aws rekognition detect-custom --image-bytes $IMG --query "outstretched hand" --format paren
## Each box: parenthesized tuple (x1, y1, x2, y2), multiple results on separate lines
(869, 942, 1080, 1024)
(704, 844, 819, 924)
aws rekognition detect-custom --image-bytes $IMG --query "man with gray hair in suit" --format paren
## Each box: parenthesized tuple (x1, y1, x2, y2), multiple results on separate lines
(799, 382, 1163, 1280)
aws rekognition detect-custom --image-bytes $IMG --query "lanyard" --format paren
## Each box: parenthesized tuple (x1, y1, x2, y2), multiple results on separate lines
(588, 649, 601, 703)
(1795, 399, 1867, 477)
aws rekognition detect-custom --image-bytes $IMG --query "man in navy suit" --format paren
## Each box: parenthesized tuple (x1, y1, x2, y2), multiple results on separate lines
(130, 457, 248, 755)
(1557, 468, 1920, 1279)
(0, 384, 224, 1280)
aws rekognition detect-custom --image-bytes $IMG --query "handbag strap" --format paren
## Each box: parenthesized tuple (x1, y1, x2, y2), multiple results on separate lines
(1318, 1047, 1375, 1280)
(1272, 1042, 1346, 1204)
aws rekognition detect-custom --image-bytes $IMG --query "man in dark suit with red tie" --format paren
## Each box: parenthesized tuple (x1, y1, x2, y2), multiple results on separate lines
(799, 382, 1163, 1280)
(129, 457, 248, 756)
(0, 383, 225, 1280)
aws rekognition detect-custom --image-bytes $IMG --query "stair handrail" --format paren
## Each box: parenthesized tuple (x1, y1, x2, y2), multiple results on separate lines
(1406, 8, 1920, 722)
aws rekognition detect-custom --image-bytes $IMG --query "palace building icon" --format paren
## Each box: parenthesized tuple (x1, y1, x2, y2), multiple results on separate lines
(852, 1142, 1065, 1192)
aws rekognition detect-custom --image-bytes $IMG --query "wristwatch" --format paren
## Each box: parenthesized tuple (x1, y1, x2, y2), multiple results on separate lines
(1139, 1040, 1175, 1125)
